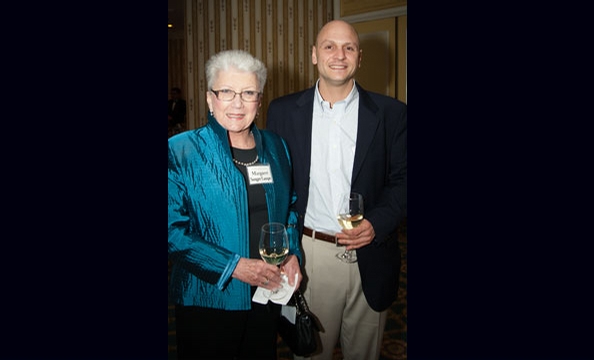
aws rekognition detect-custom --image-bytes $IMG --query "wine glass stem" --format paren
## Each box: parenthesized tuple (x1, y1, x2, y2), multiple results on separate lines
(272, 265, 282, 294)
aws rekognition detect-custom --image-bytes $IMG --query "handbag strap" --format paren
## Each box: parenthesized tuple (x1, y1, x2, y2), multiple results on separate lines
(293, 289, 311, 315)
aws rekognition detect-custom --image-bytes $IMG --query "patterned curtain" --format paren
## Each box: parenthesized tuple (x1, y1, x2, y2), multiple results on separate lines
(185, 0, 333, 130)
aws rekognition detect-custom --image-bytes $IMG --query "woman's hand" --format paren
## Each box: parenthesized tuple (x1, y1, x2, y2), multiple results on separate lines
(280, 254, 302, 291)
(232, 257, 283, 290)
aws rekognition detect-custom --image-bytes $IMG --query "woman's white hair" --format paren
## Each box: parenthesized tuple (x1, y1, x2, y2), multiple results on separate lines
(206, 50, 268, 92)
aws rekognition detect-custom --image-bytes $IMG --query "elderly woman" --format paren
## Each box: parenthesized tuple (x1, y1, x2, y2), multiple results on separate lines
(168, 49, 303, 359)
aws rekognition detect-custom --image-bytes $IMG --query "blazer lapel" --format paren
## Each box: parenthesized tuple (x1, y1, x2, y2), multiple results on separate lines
(294, 89, 316, 180)
(352, 86, 380, 185)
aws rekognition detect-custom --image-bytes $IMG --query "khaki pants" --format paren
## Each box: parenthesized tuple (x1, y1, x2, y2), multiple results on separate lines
(295, 234, 387, 360)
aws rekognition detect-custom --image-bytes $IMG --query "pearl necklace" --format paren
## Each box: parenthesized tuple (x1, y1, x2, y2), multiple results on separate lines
(232, 154, 259, 166)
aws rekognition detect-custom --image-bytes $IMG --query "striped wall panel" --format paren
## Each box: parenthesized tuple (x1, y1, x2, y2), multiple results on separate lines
(184, 0, 333, 129)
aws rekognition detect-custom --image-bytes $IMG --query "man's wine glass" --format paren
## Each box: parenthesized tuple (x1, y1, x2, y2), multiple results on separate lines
(259, 222, 289, 299)
(336, 192, 364, 263)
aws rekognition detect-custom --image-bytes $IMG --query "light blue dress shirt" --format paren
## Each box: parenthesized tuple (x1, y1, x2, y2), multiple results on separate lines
(304, 80, 359, 234)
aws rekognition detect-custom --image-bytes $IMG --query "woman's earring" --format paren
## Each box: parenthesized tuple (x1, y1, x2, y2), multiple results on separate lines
(209, 110, 213, 116)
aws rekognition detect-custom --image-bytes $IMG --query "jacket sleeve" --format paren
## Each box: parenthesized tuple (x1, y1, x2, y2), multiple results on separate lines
(168, 143, 240, 290)
(365, 100, 407, 244)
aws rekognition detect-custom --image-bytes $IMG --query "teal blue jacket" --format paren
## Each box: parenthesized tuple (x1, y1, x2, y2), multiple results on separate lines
(168, 114, 301, 310)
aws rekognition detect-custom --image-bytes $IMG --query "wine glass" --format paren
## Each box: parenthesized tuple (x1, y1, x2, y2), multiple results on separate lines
(259, 222, 289, 300)
(336, 192, 364, 263)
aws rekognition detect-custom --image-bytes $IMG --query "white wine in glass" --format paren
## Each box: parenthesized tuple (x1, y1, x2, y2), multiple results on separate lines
(259, 222, 289, 299)
(336, 192, 364, 263)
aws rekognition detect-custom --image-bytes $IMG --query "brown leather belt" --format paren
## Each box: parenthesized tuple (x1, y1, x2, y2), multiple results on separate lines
(303, 226, 336, 244)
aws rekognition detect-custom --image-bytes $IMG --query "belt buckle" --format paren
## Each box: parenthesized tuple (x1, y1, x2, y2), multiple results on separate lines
(334, 234, 342, 246)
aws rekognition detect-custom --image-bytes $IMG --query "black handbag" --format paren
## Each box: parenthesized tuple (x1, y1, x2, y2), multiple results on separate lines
(278, 289, 323, 356)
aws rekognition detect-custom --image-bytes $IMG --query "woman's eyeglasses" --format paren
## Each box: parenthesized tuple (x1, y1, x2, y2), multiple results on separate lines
(210, 89, 261, 102)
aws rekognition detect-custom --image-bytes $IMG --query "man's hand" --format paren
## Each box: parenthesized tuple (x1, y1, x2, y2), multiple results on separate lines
(335, 219, 376, 250)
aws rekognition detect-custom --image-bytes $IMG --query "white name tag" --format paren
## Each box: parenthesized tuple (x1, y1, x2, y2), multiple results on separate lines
(247, 164, 274, 185)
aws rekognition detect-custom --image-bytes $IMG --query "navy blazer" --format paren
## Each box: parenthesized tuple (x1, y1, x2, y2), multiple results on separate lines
(266, 83, 407, 312)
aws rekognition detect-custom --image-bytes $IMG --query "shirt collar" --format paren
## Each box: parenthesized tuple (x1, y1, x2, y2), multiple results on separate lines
(314, 79, 359, 111)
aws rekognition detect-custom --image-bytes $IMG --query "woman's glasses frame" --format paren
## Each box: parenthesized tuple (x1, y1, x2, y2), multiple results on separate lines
(210, 89, 262, 102)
